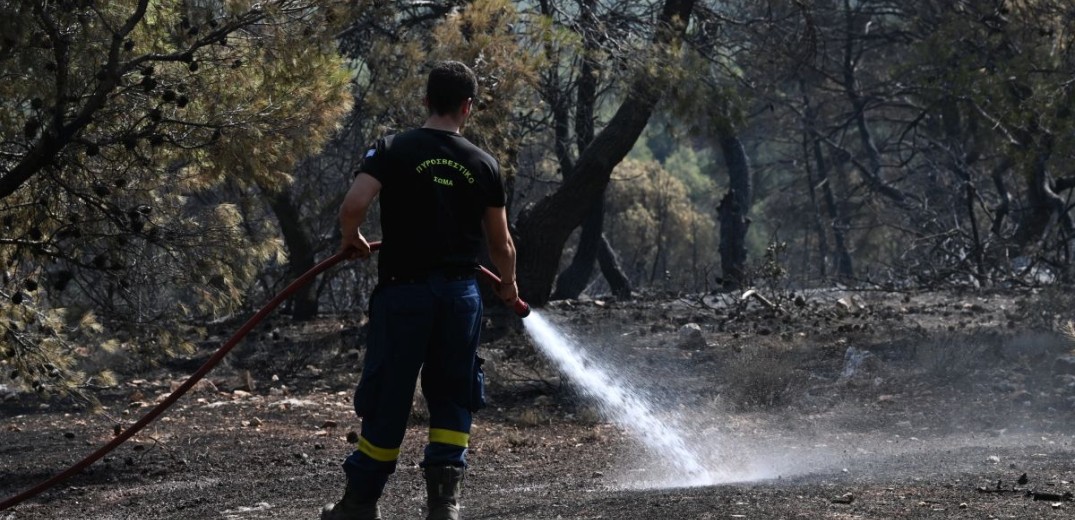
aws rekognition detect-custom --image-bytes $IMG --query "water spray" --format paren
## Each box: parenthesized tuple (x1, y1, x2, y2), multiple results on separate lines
(0, 242, 528, 511)
(522, 312, 717, 488)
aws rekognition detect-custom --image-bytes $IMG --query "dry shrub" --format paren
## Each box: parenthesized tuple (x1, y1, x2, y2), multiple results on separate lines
(721, 346, 797, 410)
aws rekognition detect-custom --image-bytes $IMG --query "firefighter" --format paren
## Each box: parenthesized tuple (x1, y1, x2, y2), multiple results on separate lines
(323, 61, 518, 520)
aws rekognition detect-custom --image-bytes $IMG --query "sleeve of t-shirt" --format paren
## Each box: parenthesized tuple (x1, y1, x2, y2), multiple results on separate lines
(487, 158, 506, 208)
(356, 137, 390, 183)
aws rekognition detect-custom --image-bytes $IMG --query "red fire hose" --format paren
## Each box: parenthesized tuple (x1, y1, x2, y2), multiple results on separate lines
(0, 242, 527, 511)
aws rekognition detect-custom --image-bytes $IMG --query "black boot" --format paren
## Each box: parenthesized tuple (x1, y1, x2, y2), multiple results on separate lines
(321, 486, 381, 520)
(423, 465, 465, 520)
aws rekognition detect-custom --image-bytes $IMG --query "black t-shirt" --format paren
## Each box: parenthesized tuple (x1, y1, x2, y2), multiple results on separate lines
(358, 127, 505, 279)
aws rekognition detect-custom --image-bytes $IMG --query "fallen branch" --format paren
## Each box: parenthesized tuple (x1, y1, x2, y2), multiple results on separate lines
(741, 288, 779, 311)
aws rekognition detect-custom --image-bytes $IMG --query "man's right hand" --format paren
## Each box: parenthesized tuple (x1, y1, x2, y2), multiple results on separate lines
(496, 278, 519, 305)
(339, 232, 371, 260)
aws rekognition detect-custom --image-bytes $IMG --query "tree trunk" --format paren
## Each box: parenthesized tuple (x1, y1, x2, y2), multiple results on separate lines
(515, 0, 695, 306)
(716, 134, 752, 289)
(597, 234, 632, 298)
(1019, 140, 1073, 252)
(717, 190, 748, 289)
(552, 199, 604, 299)
(802, 83, 854, 279)
(266, 189, 318, 320)
(801, 96, 829, 279)
(990, 158, 1013, 236)
(824, 152, 855, 279)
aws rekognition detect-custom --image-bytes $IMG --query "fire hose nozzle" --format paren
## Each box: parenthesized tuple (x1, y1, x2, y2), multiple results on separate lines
(513, 299, 531, 318)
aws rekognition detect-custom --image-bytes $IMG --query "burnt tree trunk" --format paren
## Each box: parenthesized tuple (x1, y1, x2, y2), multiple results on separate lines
(515, 0, 695, 306)
(717, 190, 747, 289)
(801, 96, 829, 279)
(1019, 141, 1073, 252)
(715, 134, 752, 289)
(553, 200, 602, 299)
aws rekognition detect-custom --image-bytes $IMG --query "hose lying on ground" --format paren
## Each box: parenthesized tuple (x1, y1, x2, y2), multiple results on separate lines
(0, 242, 527, 511)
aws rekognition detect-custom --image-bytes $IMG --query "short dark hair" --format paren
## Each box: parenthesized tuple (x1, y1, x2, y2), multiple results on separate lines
(426, 61, 478, 116)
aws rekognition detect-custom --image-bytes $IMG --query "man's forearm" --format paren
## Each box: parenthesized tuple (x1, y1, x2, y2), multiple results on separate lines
(338, 174, 380, 244)
(488, 241, 516, 283)
(339, 209, 363, 241)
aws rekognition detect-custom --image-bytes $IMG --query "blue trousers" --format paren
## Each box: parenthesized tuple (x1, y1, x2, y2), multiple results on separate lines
(342, 275, 485, 500)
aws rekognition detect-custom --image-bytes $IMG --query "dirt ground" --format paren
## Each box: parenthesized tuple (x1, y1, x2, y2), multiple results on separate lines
(3, 287, 1075, 519)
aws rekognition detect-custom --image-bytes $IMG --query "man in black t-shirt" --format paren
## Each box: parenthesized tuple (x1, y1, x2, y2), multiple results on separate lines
(323, 62, 518, 520)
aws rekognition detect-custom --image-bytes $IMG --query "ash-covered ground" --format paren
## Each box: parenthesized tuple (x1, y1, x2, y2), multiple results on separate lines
(2, 288, 1074, 519)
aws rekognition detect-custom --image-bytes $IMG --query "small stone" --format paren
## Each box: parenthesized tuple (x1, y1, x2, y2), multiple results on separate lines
(831, 493, 854, 504)
(959, 503, 968, 509)
(592, 471, 604, 478)
(63, 431, 75, 439)
(321, 420, 338, 429)
(677, 323, 706, 349)
(346, 431, 359, 444)
(987, 455, 1001, 464)
(249, 417, 263, 427)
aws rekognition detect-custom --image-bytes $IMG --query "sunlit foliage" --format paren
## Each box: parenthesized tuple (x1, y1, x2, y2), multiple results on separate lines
(605, 159, 717, 290)
(0, 0, 352, 400)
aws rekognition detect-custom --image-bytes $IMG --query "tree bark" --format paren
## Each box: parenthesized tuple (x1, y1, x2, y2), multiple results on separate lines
(1019, 139, 1073, 249)
(597, 234, 632, 298)
(715, 133, 752, 289)
(515, 0, 695, 306)
(717, 190, 748, 289)
(990, 158, 1013, 237)
(265, 189, 319, 320)
(552, 199, 603, 299)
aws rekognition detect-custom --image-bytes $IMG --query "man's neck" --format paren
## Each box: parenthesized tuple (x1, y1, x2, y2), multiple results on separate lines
(423, 113, 464, 134)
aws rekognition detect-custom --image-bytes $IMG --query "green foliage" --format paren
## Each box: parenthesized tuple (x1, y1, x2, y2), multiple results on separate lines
(605, 159, 717, 289)
(663, 146, 717, 204)
(0, 1, 352, 400)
